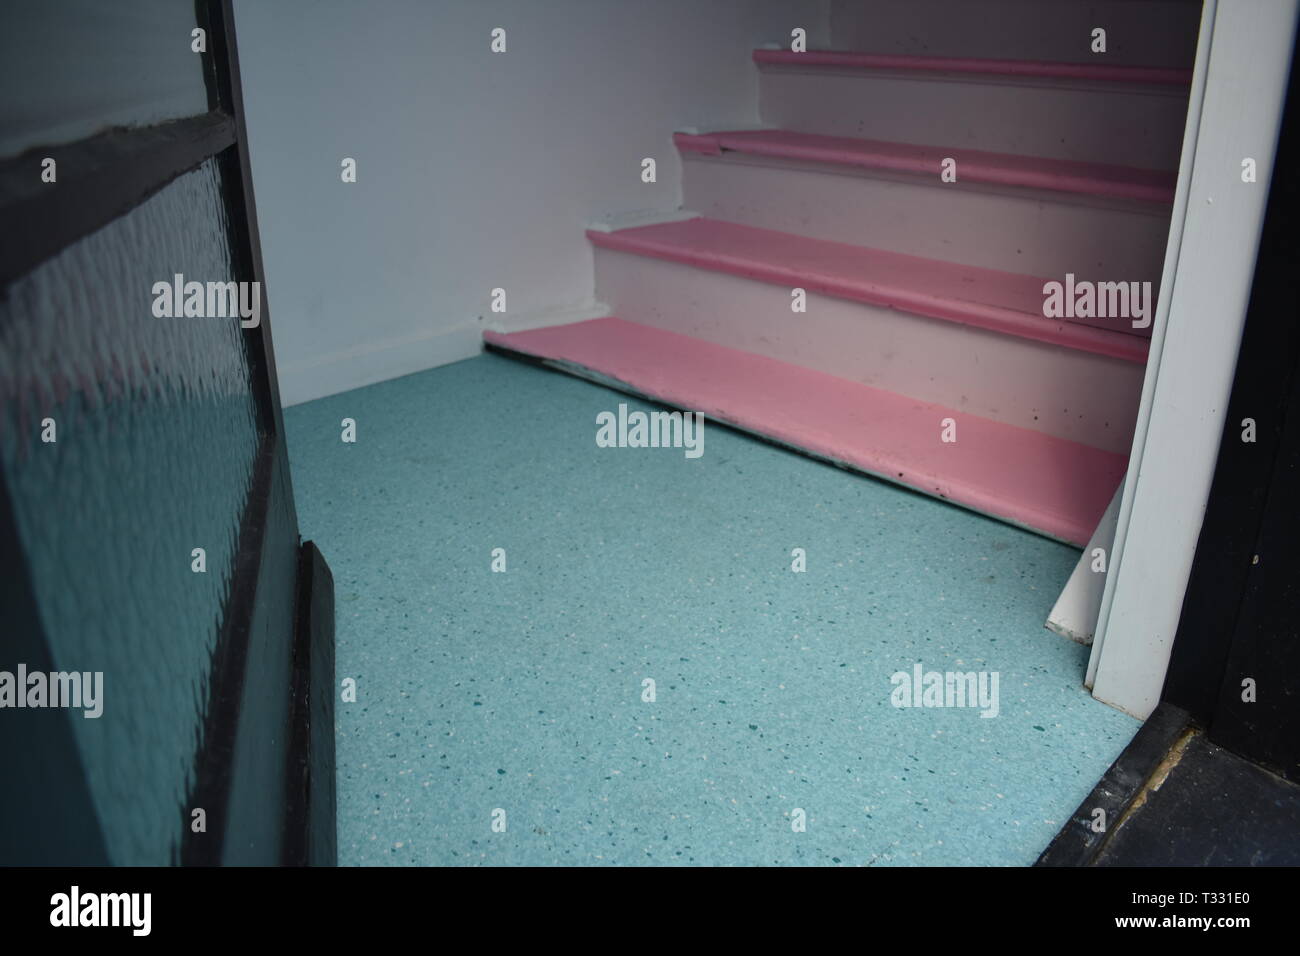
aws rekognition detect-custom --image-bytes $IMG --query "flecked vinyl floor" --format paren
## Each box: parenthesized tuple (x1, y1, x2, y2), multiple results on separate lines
(283, 351, 1138, 866)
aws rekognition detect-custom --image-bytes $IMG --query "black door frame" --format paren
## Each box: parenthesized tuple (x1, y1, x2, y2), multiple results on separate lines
(0, 1, 334, 865)
(1160, 14, 1300, 780)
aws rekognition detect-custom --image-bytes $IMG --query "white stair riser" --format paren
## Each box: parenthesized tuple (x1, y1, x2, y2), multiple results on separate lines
(829, 0, 1201, 69)
(681, 153, 1172, 283)
(759, 70, 1189, 169)
(593, 246, 1144, 454)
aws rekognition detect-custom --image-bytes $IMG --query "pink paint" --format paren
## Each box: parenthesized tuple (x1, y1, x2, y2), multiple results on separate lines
(587, 218, 1149, 364)
(753, 49, 1193, 86)
(485, 318, 1125, 546)
(674, 129, 1176, 204)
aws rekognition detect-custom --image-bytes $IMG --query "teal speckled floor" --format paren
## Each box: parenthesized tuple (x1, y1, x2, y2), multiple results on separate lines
(284, 352, 1138, 866)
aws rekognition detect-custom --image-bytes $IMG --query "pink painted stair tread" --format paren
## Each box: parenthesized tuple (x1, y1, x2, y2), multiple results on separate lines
(674, 128, 1177, 204)
(485, 317, 1125, 546)
(752, 49, 1194, 86)
(587, 218, 1149, 363)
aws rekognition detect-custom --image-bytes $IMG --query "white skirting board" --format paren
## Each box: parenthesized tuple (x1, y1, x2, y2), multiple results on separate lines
(481, 301, 612, 334)
(1046, 484, 1123, 645)
(278, 320, 481, 407)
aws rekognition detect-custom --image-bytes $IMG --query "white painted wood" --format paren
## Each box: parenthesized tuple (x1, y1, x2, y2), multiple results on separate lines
(483, 301, 612, 334)
(1047, 485, 1123, 644)
(585, 209, 701, 233)
(758, 68, 1191, 168)
(278, 321, 481, 407)
(1089, 0, 1299, 717)
(674, 124, 776, 136)
(592, 245, 1144, 453)
(680, 151, 1173, 282)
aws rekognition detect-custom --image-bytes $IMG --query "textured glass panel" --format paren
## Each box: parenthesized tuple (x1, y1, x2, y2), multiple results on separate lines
(0, 158, 261, 864)
(0, 0, 211, 159)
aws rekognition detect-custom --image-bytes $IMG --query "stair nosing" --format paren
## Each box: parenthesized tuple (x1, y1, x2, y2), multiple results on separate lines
(587, 218, 1150, 364)
(486, 317, 1128, 546)
(675, 129, 1177, 204)
(753, 49, 1194, 87)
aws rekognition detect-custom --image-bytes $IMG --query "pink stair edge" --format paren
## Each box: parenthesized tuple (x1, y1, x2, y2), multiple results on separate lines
(674, 129, 1177, 204)
(587, 218, 1150, 363)
(752, 49, 1194, 86)
(484, 317, 1126, 546)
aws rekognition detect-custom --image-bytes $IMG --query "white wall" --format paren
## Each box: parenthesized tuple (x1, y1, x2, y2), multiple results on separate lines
(233, 0, 828, 406)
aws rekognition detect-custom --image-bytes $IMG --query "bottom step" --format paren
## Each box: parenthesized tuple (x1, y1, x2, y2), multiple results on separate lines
(484, 317, 1124, 545)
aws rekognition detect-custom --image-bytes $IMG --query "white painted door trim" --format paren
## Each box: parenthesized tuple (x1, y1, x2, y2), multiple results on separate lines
(1087, 0, 1299, 718)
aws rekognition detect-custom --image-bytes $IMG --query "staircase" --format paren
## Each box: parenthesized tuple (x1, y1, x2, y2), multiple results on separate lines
(487, 11, 1197, 547)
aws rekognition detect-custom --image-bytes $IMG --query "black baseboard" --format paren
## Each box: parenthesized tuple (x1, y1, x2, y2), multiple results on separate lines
(284, 540, 337, 866)
(1091, 733, 1300, 866)
(1036, 702, 1193, 866)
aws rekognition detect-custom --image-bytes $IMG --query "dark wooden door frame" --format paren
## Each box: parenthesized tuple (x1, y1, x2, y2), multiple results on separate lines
(0, 0, 335, 865)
